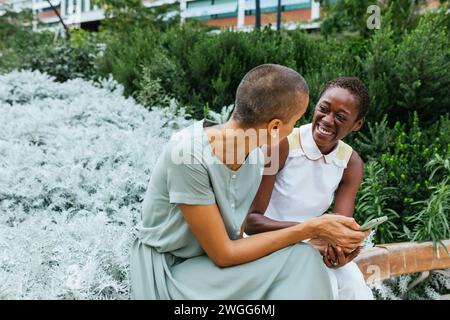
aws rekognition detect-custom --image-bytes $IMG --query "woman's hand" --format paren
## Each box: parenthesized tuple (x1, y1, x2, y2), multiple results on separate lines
(307, 238, 328, 255)
(312, 214, 369, 251)
(323, 245, 361, 268)
(308, 238, 362, 268)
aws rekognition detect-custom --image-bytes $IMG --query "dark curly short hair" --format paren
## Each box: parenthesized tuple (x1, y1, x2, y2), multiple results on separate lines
(232, 64, 309, 127)
(319, 77, 370, 119)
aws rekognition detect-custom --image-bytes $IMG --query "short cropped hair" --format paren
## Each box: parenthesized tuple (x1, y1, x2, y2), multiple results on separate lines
(232, 64, 309, 126)
(318, 77, 370, 119)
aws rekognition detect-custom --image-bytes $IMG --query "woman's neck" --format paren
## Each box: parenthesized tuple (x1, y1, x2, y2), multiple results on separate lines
(316, 143, 338, 155)
(205, 120, 264, 171)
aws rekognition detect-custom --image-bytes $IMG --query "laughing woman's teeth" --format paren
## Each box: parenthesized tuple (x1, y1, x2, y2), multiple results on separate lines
(317, 125, 332, 135)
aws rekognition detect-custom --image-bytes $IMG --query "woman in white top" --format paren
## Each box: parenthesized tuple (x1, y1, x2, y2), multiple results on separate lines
(245, 77, 374, 299)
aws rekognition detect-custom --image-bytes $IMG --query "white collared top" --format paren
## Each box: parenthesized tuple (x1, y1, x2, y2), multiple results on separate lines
(265, 123, 353, 223)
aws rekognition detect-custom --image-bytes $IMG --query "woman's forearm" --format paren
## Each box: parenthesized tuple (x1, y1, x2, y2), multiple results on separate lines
(220, 220, 317, 267)
(181, 203, 319, 268)
(245, 212, 298, 235)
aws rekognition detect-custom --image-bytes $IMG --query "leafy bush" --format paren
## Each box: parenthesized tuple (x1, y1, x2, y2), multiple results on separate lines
(174, 27, 297, 114)
(392, 11, 450, 125)
(113, 11, 448, 125)
(0, 10, 54, 73)
(97, 25, 159, 96)
(319, 0, 377, 37)
(363, 11, 450, 125)
(353, 113, 450, 245)
(135, 65, 173, 109)
(409, 178, 450, 253)
(0, 10, 103, 81)
(318, 0, 427, 38)
(355, 162, 400, 244)
(24, 40, 100, 82)
(409, 153, 450, 254)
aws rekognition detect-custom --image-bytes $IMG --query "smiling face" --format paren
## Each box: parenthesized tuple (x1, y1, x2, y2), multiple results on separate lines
(312, 87, 365, 154)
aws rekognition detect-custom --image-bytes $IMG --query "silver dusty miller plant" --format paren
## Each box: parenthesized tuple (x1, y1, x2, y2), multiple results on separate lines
(0, 70, 191, 299)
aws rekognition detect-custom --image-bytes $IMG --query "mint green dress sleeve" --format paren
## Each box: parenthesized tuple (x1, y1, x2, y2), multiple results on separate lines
(167, 153, 216, 205)
(130, 120, 334, 300)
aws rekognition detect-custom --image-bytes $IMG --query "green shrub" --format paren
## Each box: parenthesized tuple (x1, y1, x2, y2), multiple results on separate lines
(364, 11, 450, 125)
(97, 25, 159, 96)
(0, 10, 54, 73)
(1, 11, 101, 81)
(363, 25, 397, 123)
(135, 65, 172, 109)
(393, 11, 450, 125)
(181, 27, 296, 113)
(408, 152, 450, 253)
(409, 177, 450, 253)
(353, 114, 450, 245)
(355, 161, 401, 244)
(25, 40, 99, 82)
(350, 115, 393, 160)
(94, 8, 449, 126)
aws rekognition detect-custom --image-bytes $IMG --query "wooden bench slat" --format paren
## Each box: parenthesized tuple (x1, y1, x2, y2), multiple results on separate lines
(355, 240, 450, 283)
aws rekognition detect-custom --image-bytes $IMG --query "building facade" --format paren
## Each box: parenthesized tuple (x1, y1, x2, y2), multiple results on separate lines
(182, 0, 320, 29)
(0, 1, 181, 28)
(0, 0, 33, 16)
(0, 0, 321, 30)
(0, 0, 444, 31)
(1, 0, 33, 12)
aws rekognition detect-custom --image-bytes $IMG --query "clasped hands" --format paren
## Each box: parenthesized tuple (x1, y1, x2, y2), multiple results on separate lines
(308, 238, 361, 269)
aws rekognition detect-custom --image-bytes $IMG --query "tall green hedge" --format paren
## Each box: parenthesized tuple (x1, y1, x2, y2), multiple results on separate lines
(96, 10, 449, 126)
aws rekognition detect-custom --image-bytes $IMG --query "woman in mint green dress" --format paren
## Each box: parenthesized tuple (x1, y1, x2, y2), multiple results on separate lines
(130, 64, 368, 299)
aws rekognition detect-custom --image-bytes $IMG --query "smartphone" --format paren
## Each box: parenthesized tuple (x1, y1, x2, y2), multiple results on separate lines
(359, 216, 388, 231)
